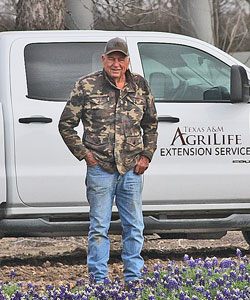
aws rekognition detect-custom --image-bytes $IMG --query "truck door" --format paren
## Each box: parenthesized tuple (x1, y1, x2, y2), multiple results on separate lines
(127, 36, 250, 208)
(10, 38, 107, 208)
(0, 104, 6, 203)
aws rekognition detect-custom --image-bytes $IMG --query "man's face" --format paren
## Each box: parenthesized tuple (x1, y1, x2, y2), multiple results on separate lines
(102, 52, 130, 80)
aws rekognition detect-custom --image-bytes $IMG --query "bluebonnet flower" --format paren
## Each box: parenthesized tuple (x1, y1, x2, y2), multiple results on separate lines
(104, 277, 111, 286)
(199, 277, 205, 286)
(188, 257, 196, 269)
(236, 248, 242, 258)
(141, 266, 148, 276)
(185, 279, 194, 287)
(205, 258, 213, 269)
(214, 291, 225, 300)
(179, 291, 186, 300)
(167, 278, 179, 290)
(242, 255, 249, 264)
(27, 282, 33, 290)
(220, 259, 232, 269)
(196, 269, 202, 280)
(197, 258, 204, 268)
(10, 270, 16, 281)
(154, 263, 163, 271)
(215, 277, 224, 286)
(154, 271, 160, 280)
(174, 266, 180, 275)
(167, 263, 173, 272)
(204, 290, 212, 300)
(89, 272, 96, 285)
(45, 284, 54, 291)
(223, 273, 229, 281)
(184, 254, 189, 263)
(76, 279, 85, 287)
(209, 280, 218, 290)
(239, 262, 247, 274)
(207, 268, 213, 276)
(158, 292, 167, 298)
(230, 270, 237, 281)
(212, 257, 218, 267)
(196, 285, 205, 293)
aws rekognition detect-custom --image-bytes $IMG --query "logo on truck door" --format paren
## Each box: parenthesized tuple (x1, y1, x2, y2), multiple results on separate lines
(160, 126, 250, 158)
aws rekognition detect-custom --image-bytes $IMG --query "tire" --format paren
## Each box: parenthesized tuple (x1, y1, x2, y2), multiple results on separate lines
(242, 230, 250, 245)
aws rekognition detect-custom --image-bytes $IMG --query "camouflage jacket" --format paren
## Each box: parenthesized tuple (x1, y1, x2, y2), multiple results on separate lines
(58, 69, 158, 175)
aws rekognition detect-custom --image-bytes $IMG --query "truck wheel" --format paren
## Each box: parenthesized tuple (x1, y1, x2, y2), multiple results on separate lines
(242, 230, 250, 245)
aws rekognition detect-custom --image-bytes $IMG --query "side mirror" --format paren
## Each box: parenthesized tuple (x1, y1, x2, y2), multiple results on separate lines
(230, 65, 250, 103)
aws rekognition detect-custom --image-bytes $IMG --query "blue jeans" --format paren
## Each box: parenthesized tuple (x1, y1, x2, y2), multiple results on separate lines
(86, 164, 144, 283)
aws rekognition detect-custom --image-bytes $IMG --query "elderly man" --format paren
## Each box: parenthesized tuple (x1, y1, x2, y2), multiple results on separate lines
(58, 37, 158, 284)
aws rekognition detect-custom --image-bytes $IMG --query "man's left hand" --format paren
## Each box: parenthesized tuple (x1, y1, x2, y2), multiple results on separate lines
(134, 155, 150, 174)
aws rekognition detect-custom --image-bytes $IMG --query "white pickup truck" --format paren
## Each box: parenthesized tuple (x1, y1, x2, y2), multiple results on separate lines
(1, 30, 250, 244)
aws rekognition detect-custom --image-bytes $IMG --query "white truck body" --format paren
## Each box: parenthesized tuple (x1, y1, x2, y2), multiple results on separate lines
(0, 30, 250, 243)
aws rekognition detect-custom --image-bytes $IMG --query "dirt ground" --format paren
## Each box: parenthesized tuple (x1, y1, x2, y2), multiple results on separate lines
(0, 231, 249, 289)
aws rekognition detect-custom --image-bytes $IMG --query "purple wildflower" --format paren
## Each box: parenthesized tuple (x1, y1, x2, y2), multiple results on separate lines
(104, 277, 111, 286)
(230, 271, 237, 281)
(188, 257, 196, 269)
(154, 271, 160, 280)
(89, 272, 96, 285)
(179, 291, 186, 300)
(154, 263, 163, 271)
(209, 280, 218, 290)
(174, 266, 180, 275)
(236, 248, 242, 258)
(219, 259, 232, 269)
(184, 254, 189, 263)
(141, 266, 148, 276)
(204, 258, 213, 269)
(10, 270, 16, 281)
(45, 284, 54, 291)
(207, 269, 213, 276)
(196, 285, 205, 293)
(204, 290, 212, 300)
(212, 257, 218, 268)
(242, 255, 249, 264)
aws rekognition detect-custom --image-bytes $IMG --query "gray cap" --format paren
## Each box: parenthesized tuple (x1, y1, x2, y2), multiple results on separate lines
(104, 37, 129, 56)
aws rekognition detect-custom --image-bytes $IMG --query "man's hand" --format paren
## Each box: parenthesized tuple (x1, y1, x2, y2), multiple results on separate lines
(84, 152, 99, 167)
(134, 155, 149, 174)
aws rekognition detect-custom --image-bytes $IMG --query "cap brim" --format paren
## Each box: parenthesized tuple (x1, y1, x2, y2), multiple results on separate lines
(105, 49, 128, 56)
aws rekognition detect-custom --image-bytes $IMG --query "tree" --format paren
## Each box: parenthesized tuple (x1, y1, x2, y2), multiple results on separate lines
(92, 0, 250, 53)
(0, 0, 17, 31)
(16, 0, 66, 30)
(212, 0, 250, 52)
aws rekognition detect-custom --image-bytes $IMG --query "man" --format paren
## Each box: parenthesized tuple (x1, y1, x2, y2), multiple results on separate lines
(58, 37, 158, 284)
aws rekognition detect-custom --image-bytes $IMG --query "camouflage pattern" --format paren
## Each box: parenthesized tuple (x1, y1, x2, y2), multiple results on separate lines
(58, 69, 158, 175)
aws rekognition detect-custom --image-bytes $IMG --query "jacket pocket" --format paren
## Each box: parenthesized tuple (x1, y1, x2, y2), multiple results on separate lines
(125, 96, 145, 121)
(124, 135, 143, 153)
(84, 133, 110, 155)
(85, 95, 109, 110)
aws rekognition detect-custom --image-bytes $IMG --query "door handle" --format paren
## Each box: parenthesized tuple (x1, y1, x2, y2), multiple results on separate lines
(158, 116, 180, 123)
(19, 117, 52, 124)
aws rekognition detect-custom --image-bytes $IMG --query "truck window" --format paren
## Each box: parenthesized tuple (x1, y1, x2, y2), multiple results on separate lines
(138, 43, 231, 102)
(24, 43, 105, 102)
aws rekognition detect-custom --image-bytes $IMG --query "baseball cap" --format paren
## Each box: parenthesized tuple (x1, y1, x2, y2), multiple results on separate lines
(104, 37, 129, 56)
